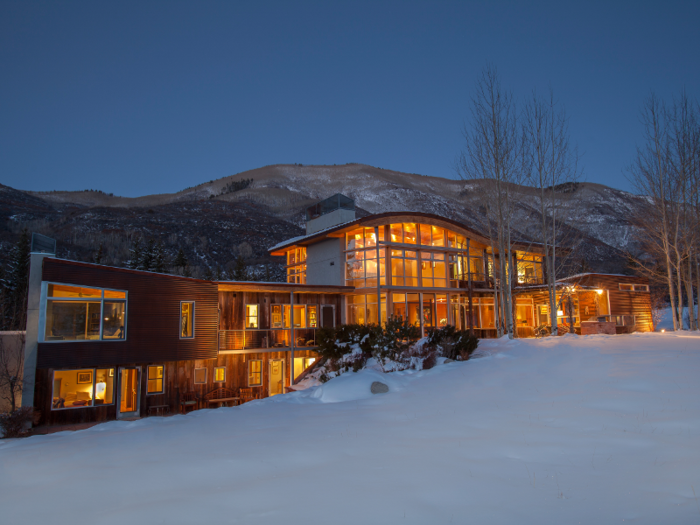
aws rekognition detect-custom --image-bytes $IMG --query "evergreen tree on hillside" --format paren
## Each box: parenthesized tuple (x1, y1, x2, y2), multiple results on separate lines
(183, 263, 192, 278)
(1, 229, 31, 330)
(231, 255, 249, 281)
(203, 266, 214, 281)
(141, 239, 155, 271)
(128, 239, 143, 270)
(153, 241, 166, 273)
(173, 248, 188, 275)
(93, 243, 104, 264)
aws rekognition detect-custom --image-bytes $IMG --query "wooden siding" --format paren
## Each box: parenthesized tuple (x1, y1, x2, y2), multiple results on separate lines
(218, 291, 343, 331)
(517, 274, 653, 333)
(34, 350, 317, 426)
(37, 258, 219, 369)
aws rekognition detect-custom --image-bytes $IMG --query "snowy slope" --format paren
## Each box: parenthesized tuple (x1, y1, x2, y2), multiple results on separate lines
(2, 333, 699, 524)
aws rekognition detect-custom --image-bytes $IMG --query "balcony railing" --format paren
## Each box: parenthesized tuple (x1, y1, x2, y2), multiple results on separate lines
(218, 329, 318, 352)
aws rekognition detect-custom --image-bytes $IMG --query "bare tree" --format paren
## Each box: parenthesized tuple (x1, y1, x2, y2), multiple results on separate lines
(628, 91, 700, 331)
(457, 66, 524, 338)
(0, 329, 26, 413)
(522, 89, 581, 335)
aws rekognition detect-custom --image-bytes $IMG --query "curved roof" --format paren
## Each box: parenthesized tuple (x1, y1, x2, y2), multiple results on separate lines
(269, 211, 498, 254)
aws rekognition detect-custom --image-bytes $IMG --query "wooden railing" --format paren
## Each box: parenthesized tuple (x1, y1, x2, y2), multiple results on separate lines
(218, 328, 318, 352)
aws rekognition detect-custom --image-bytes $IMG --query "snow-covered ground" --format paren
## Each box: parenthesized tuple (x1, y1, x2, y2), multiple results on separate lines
(2, 333, 700, 524)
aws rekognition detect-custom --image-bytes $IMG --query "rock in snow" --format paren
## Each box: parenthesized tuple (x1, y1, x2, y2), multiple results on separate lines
(370, 381, 389, 394)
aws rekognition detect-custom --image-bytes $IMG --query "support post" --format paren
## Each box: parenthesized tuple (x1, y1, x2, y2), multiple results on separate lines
(375, 226, 382, 325)
(467, 239, 474, 335)
(290, 290, 295, 386)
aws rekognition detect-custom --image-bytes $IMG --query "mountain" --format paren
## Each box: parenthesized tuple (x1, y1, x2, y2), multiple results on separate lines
(1, 164, 647, 278)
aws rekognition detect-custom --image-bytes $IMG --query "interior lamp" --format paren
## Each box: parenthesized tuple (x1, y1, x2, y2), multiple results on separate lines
(596, 289, 604, 295)
(95, 377, 107, 401)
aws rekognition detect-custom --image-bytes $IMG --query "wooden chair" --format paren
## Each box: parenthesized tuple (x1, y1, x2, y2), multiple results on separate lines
(239, 388, 258, 404)
(180, 392, 198, 414)
(203, 387, 239, 408)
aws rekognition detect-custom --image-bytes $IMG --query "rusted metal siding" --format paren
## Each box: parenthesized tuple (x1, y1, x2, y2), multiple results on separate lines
(37, 258, 219, 369)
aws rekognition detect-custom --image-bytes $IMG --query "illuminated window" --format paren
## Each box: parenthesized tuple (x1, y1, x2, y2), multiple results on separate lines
(214, 367, 226, 383)
(180, 301, 194, 338)
(420, 252, 447, 287)
(619, 283, 648, 292)
(390, 250, 418, 287)
(246, 304, 259, 328)
(286, 248, 307, 283)
(44, 284, 127, 342)
(194, 368, 207, 384)
(346, 249, 385, 288)
(147, 365, 164, 394)
(248, 359, 262, 386)
(51, 368, 114, 410)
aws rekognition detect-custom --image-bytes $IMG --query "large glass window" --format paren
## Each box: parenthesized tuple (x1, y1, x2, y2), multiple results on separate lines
(346, 228, 384, 250)
(420, 252, 447, 288)
(147, 365, 164, 394)
(181, 301, 194, 338)
(248, 359, 262, 386)
(516, 253, 544, 285)
(52, 368, 115, 410)
(347, 294, 386, 325)
(214, 367, 226, 383)
(44, 284, 126, 342)
(346, 249, 385, 288)
(390, 250, 418, 287)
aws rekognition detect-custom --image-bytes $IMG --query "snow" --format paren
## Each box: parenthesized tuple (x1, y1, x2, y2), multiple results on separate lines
(2, 333, 700, 524)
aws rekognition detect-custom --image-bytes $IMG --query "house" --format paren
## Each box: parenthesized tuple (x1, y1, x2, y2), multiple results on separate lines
(19, 194, 651, 427)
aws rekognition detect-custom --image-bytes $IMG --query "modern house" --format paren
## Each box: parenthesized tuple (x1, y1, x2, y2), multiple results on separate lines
(19, 194, 652, 427)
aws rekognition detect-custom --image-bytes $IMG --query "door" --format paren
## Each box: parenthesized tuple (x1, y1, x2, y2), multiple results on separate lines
(117, 367, 141, 418)
(321, 305, 335, 328)
(268, 359, 285, 397)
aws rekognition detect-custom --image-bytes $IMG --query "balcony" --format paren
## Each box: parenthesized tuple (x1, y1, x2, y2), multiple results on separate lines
(218, 329, 318, 352)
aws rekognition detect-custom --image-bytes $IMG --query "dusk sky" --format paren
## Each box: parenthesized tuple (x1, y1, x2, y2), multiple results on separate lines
(1, 1, 699, 197)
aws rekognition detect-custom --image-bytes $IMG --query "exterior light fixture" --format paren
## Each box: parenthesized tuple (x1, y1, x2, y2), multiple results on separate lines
(661, 329, 665, 333)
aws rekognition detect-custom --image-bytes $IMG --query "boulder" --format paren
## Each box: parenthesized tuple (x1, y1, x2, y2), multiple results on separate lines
(370, 381, 389, 394)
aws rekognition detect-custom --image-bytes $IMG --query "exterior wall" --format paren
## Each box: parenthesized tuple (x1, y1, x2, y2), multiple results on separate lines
(306, 238, 344, 286)
(33, 349, 318, 426)
(37, 258, 219, 369)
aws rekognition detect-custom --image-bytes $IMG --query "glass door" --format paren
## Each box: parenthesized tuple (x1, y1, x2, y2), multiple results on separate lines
(268, 359, 285, 397)
(117, 367, 141, 418)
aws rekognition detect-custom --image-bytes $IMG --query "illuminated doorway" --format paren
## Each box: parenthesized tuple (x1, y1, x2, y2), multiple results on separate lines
(117, 367, 141, 418)
(268, 359, 285, 397)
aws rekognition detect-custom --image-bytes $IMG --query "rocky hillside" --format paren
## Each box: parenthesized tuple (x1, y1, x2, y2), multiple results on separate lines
(1, 163, 648, 278)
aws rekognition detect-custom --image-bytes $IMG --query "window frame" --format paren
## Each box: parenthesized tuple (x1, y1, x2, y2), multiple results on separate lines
(51, 367, 116, 410)
(180, 301, 195, 339)
(41, 282, 128, 343)
(214, 366, 226, 383)
(146, 365, 165, 395)
(193, 367, 207, 384)
(248, 359, 263, 387)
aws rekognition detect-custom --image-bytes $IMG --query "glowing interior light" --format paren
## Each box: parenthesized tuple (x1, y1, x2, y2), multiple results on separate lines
(596, 289, 604, 295)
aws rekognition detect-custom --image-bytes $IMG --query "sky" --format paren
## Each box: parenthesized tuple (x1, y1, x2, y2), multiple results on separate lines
(1, 1, 699, 197)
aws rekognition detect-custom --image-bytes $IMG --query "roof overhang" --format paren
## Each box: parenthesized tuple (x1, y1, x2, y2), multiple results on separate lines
(217, 282, 354, 294)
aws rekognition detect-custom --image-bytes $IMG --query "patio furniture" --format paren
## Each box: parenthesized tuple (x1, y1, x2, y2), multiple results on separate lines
(203, 387, 239, 408)
(180, 392, 198, 414)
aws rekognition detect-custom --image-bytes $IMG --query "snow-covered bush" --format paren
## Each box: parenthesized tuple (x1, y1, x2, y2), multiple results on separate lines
(310, 318, 476, 382)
